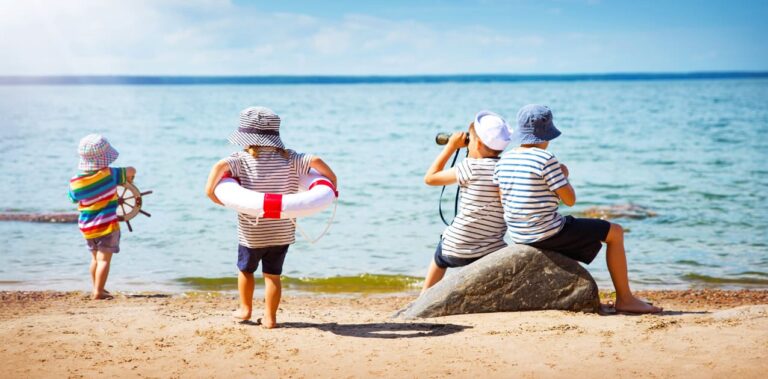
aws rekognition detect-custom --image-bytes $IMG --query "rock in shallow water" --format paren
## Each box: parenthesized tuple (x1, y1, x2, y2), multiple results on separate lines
(0, 212, 78, 223)
(394, 245, 600, 319)
(574, 203, 656, 220)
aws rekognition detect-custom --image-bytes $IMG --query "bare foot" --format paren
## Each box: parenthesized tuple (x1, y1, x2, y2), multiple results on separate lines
(260, 317, 278, 329)
(91, 292, 114, 300)
(616, 296, 663, 314)
(232, 308, 252, 321)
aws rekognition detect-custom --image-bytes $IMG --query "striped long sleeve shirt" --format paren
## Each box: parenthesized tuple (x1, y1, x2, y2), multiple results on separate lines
(68, 167, 127, 239)
(493, 148, 569, 243)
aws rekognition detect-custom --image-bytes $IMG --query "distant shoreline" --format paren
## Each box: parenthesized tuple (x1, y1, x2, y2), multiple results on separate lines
(1, 72, 767, 85)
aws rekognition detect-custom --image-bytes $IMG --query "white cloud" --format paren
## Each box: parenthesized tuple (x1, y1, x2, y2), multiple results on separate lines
(1, 0, 764, 74)
(0, 0, 556, 75)
(312, 28, 352, 55)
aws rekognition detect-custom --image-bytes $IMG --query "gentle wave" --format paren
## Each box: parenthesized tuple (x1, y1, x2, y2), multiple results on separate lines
(681, 273, 768, 285)
(174, 274, 423, 293)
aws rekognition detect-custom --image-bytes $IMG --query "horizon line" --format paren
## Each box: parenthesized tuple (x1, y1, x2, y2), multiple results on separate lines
(1, 71, 767, 85)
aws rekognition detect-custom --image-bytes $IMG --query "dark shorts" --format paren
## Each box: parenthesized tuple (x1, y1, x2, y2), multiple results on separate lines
(86, 230, 120, 254)
(237, 244, 289, 275)
(433, 241, 484, 269)
(527, 216, 611, 264)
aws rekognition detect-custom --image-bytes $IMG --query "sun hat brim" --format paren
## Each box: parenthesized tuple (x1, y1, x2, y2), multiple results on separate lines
(510, 122, 561, 145)
(228, 130, 285, 149)
(78, 145, 119, 171)
(474, 110, 512, 151)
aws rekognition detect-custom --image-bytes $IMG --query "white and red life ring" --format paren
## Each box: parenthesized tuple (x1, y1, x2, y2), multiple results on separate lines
(214, 169, 338, 219)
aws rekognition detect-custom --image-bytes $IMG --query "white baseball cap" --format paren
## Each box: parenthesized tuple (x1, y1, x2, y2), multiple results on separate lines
(474, 110, 512, 151)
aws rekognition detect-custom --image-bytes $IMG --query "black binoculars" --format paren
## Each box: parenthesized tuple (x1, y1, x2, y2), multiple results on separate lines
(435, 132, 469, 146)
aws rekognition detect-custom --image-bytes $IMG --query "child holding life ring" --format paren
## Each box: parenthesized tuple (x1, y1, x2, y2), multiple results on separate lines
(68, 134, 136, 300)
(204, 106, 337, 328)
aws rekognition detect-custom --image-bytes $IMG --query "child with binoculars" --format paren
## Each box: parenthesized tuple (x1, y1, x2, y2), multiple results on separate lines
(421, 111, 512, 292)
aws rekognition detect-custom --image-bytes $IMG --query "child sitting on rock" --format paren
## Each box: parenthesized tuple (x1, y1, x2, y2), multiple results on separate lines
(494, 104, 661, 314)
(421, 111, 512, 293)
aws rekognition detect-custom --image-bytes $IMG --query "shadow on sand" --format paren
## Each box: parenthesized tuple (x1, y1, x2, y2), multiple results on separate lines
(123, 294, 173, 299)
(257, 321, 471, 339)
(599, 307, 711, 316)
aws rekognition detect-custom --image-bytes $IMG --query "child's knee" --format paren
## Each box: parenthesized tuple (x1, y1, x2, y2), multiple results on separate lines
(96, 251, 113, 262)
(263, 273, 281, 284)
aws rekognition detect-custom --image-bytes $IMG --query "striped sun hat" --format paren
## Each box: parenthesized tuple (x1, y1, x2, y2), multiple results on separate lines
(228, 106, 285, 149)
(77, 134, 119, 171)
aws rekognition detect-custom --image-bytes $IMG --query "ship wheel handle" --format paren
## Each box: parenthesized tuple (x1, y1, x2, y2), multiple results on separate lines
(116, 182, 152, 232)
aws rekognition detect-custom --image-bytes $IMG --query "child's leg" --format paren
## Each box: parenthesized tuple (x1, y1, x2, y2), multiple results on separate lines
(90, 251, 97, 288)
(604, 223, 662, 313)
(233, 271, 255, 320)
(92, 251, 113, 300)
(421, 260, 447, 294)
(262, 273, 281, 328)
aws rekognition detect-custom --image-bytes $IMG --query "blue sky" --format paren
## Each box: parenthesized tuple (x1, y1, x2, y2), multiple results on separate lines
(0, 0, 766, 75)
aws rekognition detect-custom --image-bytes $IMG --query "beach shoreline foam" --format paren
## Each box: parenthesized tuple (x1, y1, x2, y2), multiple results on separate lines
(1, 289, 766, 378)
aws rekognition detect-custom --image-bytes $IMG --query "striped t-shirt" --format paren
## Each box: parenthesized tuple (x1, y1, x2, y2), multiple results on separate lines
(225, 149, 312, 248)
(493, 147, 569, 243)
(441, 158, 508, 259)
(68, 167, 128, 239)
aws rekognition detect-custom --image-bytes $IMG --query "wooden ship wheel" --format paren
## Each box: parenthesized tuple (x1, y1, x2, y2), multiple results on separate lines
(116, 182, 152, 232)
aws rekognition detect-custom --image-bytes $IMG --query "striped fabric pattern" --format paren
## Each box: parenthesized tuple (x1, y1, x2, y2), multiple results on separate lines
(493, 147, 568, 243)
(225, 149, 312, 248)
(441, 158, 508, 259)
(228, 107, 285, 148)
(68, 167, 127, 239)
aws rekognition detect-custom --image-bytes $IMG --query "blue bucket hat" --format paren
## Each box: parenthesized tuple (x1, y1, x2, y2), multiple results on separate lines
(511, 104, 561, 145)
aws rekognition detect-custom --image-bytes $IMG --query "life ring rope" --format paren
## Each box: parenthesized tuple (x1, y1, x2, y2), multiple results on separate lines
(290, 198, 338, 244)
(240, 198, 338, 244)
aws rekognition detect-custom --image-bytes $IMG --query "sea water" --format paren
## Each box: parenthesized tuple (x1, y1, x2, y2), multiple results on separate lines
(0, 78, 767, 292)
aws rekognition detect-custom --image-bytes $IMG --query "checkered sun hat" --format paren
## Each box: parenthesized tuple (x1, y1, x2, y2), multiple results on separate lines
(77, 134, 119, 171)
(228, 106, 285, 148)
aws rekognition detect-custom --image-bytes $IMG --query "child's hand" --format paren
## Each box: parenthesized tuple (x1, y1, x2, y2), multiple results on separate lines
(560, 163, 569, 178)
(126, 167, 136, 182)
(448, 131, 468, 150)
(205, 160, 232, 206)
(207, 189, 224, 206)
(309, 156, 338, 189)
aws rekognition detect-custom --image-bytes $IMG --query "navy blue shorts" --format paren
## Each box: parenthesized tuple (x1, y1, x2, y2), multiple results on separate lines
(526, 216, 611, 264)
(237, 245, 289, 275)
(433, 241, 483, 269)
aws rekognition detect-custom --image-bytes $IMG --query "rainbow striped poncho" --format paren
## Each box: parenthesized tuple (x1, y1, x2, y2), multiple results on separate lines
(68, 167, 127, 239)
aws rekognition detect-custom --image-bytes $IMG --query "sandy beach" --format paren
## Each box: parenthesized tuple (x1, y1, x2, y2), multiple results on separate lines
(1, 290, 767, 378)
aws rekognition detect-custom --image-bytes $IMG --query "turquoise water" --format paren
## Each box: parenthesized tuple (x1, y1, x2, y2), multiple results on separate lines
(0, 79, 767, 292)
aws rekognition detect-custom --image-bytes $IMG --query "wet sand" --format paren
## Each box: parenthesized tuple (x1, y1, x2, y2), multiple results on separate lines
(1, 290, 767, 378)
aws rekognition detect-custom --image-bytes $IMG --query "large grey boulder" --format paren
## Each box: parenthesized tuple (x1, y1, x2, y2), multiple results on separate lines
(394, 244, 600, 319)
